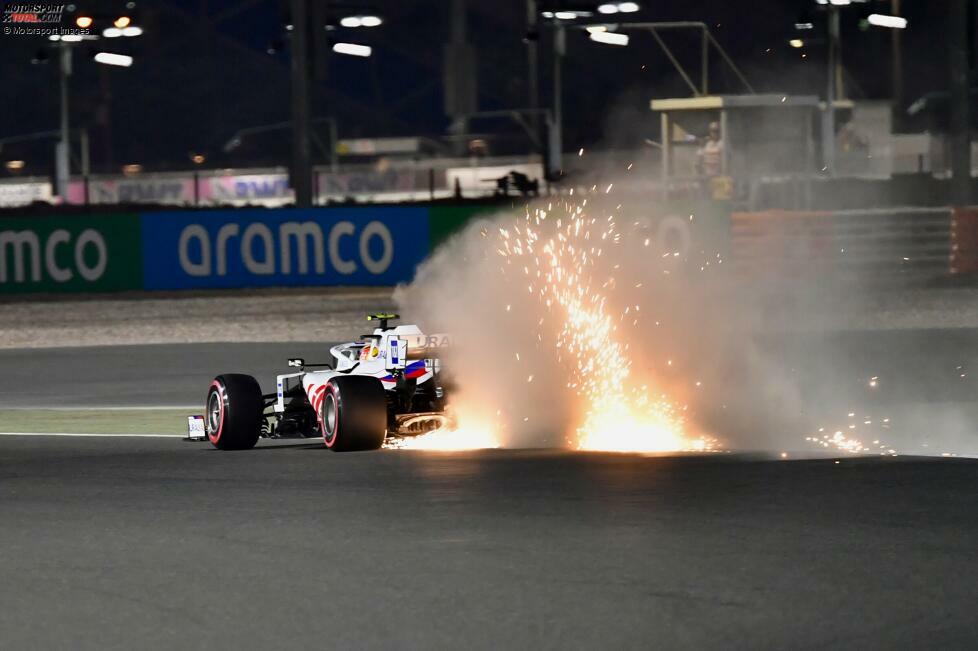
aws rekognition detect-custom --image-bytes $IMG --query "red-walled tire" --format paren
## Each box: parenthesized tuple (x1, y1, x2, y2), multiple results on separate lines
(206, 374, 263, 450)
(321, 376, 387, 452)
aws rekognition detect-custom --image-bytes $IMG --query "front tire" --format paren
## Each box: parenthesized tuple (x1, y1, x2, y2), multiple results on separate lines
(321, 376, 387, 451)
(206, 374, 263, 450)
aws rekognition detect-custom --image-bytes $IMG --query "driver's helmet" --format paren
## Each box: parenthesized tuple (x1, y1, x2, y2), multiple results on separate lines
(359, 344, 380, 361)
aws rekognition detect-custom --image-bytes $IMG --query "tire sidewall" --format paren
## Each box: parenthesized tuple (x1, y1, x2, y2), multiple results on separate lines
(206, 380, 226, 446)
(205, 374, 262, 450)
(321, 383, 341, 449)
(320, 376, 387, 452)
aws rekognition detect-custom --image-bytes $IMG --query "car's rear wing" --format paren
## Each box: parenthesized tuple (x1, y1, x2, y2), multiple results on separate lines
(404, 333, 452, 360)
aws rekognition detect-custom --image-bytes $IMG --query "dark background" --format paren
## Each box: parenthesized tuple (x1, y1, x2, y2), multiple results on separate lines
(0, 1, 959, 173)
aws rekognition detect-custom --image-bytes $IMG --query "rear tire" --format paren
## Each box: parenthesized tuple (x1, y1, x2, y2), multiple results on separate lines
(206, 374, 263, 450)
(321, 376, 387, 451)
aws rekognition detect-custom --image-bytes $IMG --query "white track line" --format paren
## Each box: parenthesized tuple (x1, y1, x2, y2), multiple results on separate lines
(0, 432, 186, 438)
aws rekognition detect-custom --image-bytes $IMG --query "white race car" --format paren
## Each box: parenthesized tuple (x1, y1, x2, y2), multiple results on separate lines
(197, 314, 452, 451)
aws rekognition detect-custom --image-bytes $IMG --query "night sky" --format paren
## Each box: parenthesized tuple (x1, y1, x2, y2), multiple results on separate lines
(0, 1, 963, 173)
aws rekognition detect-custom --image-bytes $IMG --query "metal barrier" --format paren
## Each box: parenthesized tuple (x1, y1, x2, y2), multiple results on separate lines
(731, 208, 952, 282)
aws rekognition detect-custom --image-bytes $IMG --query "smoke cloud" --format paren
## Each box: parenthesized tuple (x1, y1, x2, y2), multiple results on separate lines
(396, 191, 978, 457)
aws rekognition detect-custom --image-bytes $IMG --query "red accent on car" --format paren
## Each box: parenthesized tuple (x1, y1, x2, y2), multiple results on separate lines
(321, 383, 341, 448)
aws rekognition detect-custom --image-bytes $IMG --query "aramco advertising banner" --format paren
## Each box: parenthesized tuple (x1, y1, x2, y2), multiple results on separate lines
(139, 207, 430, 290)
(0, 214, 142, 294)
(0, 202, 732, 294)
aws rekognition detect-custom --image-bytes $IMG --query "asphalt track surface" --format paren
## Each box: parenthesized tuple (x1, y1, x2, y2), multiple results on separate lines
(2, 326, 978, 408)
(0, 342, 336, 408)
(1, 331, 978, 648)
(1, 436, 976, 650)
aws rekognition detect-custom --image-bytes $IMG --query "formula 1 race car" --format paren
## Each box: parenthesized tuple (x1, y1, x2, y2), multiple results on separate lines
(195, 314, 453, 451)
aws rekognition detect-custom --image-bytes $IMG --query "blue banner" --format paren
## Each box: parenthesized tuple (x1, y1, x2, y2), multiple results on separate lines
(140, 207, 430, 289)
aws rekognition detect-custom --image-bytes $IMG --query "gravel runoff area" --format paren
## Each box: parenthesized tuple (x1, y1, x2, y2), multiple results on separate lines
(5, 285, 978, 350)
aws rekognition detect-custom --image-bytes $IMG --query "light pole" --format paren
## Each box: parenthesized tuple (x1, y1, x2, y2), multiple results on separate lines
(526, 0, 542, 166)
(290, 0, 313, 208)
(55, 41, 72, 201)
(822, 5, 840, 176)
(551, 24, 564, 179)
(891, 0, 903, 111)
(46, 14, 141, 200)
(445, 0, 475, 156)
(287, 0, 378, 205)
(949, 0, 970, 205)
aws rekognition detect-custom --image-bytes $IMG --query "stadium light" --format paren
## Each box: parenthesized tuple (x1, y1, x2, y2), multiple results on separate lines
(94, 52, 133, 67)
(114, 16, 131, 28)
(75, 15, 93, 28)
(338, 15, 381, 28)
(589, 30, 629, 46)
(5, 160, 26, 171)
(867, 13, 907, 29)
(104, 24, 141, 37)
(789, 38, 804, 48)
(332, 42, 372, 57)
(61, 34, 83, 42)
(599, 1, 639, 12)
(546, 8, 593, 20)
